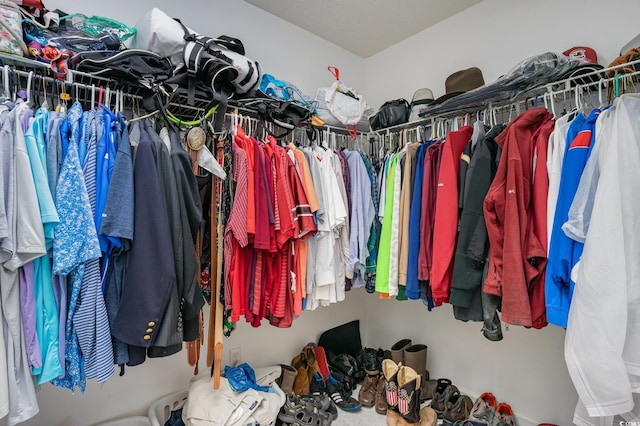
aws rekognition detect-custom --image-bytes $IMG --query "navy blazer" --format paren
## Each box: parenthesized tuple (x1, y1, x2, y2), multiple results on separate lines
(112, 126, 176, 347)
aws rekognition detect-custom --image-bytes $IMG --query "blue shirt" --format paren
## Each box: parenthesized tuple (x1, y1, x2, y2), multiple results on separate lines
(546, 109, 600, 328)
(51, 102, 101, 392)
(96, 106, 119, 254)
(406, 142, 431, 299)
(24, 108, 64, 383)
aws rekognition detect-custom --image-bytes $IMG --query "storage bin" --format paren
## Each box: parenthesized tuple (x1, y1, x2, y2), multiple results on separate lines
(94, 416, 151, 426)
(147, 388, 189, 426)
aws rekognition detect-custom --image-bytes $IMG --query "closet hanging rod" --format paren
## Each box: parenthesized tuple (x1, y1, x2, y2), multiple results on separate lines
(11, 68, 141, 100)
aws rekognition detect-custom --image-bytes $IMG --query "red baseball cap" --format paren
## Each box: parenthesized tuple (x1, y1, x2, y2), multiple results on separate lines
(563, 46, 599, 64)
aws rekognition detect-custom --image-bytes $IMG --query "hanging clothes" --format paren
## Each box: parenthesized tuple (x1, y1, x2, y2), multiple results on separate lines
(111, 123, 176, 353)
(397, 142, 421, 289)
(564, 94, 640, 421)
(405, 141, 431, 300)
(483, 107, 552, 328)
(101, 113, 134, 369)
(344, 150, 373, 289)
(146, 122, 183, 357)
(51, 102, 102, 394)
(23, 106, 63, 383)
(0, 100, 43, 424)
(430, 126, 473, 304)
(75, 108, 114, 383)
(546, 108, 599, 328)
(417, 141, 443, 307)
(360, 153, 380, 294)
(375, 153, 399, 296)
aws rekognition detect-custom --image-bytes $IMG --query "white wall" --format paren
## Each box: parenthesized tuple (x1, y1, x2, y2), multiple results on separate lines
(364, 0, 640, 110)
(11, 1, 366, 425)
(362, 0, 640, 424)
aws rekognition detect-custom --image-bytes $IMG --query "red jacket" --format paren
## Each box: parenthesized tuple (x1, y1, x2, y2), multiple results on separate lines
(483, 108, 553, 327)
(430, 126, 473, 303)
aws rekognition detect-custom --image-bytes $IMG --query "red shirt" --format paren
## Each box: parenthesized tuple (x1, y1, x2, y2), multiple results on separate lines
(418, 142, 443, 281)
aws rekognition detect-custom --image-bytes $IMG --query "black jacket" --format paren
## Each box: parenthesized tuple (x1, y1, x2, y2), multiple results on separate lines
(450, 124, 505, 309)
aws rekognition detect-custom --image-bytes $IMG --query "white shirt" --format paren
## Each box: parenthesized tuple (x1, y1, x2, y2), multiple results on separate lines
(546, 113, 571, 251)
(387, 151, 404, 297)
(565, 95, 640, 419)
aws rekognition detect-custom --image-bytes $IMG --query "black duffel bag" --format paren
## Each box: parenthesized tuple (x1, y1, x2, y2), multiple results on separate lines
(369, 98, 410, 130)
(72, 49, 174, 92)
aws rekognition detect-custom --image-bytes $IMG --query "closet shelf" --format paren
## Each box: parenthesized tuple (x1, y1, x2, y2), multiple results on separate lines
(373, 56, 640, 134)
(0, 52, 368, 136)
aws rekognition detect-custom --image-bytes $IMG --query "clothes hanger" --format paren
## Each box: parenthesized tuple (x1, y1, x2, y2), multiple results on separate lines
(40, 75, 48, 110)
(59, 81, 69, 113)
(574, 84, 585, 115)
(105, 87, 111, 110)
(546, 89, 557, 118)
(0, 66, 10, 106)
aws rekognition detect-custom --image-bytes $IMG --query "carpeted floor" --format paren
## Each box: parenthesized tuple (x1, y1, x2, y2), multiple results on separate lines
(333, 385, 443, 426)
(333, 405, 387, 425)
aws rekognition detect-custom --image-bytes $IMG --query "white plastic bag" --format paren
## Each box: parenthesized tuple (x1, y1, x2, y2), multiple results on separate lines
(314, 66, 373, 135)
(325, 79, 367, 125)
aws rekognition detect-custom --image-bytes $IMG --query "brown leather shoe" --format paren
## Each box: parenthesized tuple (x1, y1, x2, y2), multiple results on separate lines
(358, 374, 378, 407)
(375, 375, 387, 414)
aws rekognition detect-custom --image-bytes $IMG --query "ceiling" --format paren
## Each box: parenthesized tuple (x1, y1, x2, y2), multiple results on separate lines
(243, 0, 483, 58)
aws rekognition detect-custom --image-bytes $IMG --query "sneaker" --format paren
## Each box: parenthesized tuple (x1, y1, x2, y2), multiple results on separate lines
(471, 392, 497, 422)
(494, 403, 516, 426)
(424, 377, 452, 401)
(309, 372, 338, 419)
(443, 387, 474, 423)
(429, 381, 454, 415)
(357, 374, 378, 407)
(314, 346, 331, 381)
(326, 373, 362, 412)
(328, 351, 359, 379)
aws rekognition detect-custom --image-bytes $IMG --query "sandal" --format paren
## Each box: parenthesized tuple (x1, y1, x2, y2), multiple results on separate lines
(300, 393, 338, 419)
(278, 395, 333, 426)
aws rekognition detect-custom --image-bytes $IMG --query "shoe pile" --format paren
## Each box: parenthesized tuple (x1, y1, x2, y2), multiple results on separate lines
(310, 344, 362, 413)
(470, 392, 517, 426)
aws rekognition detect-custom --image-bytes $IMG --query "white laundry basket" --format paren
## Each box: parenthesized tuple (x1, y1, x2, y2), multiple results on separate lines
(147, 388, 189, 426)
(94, 416, 151, 426)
